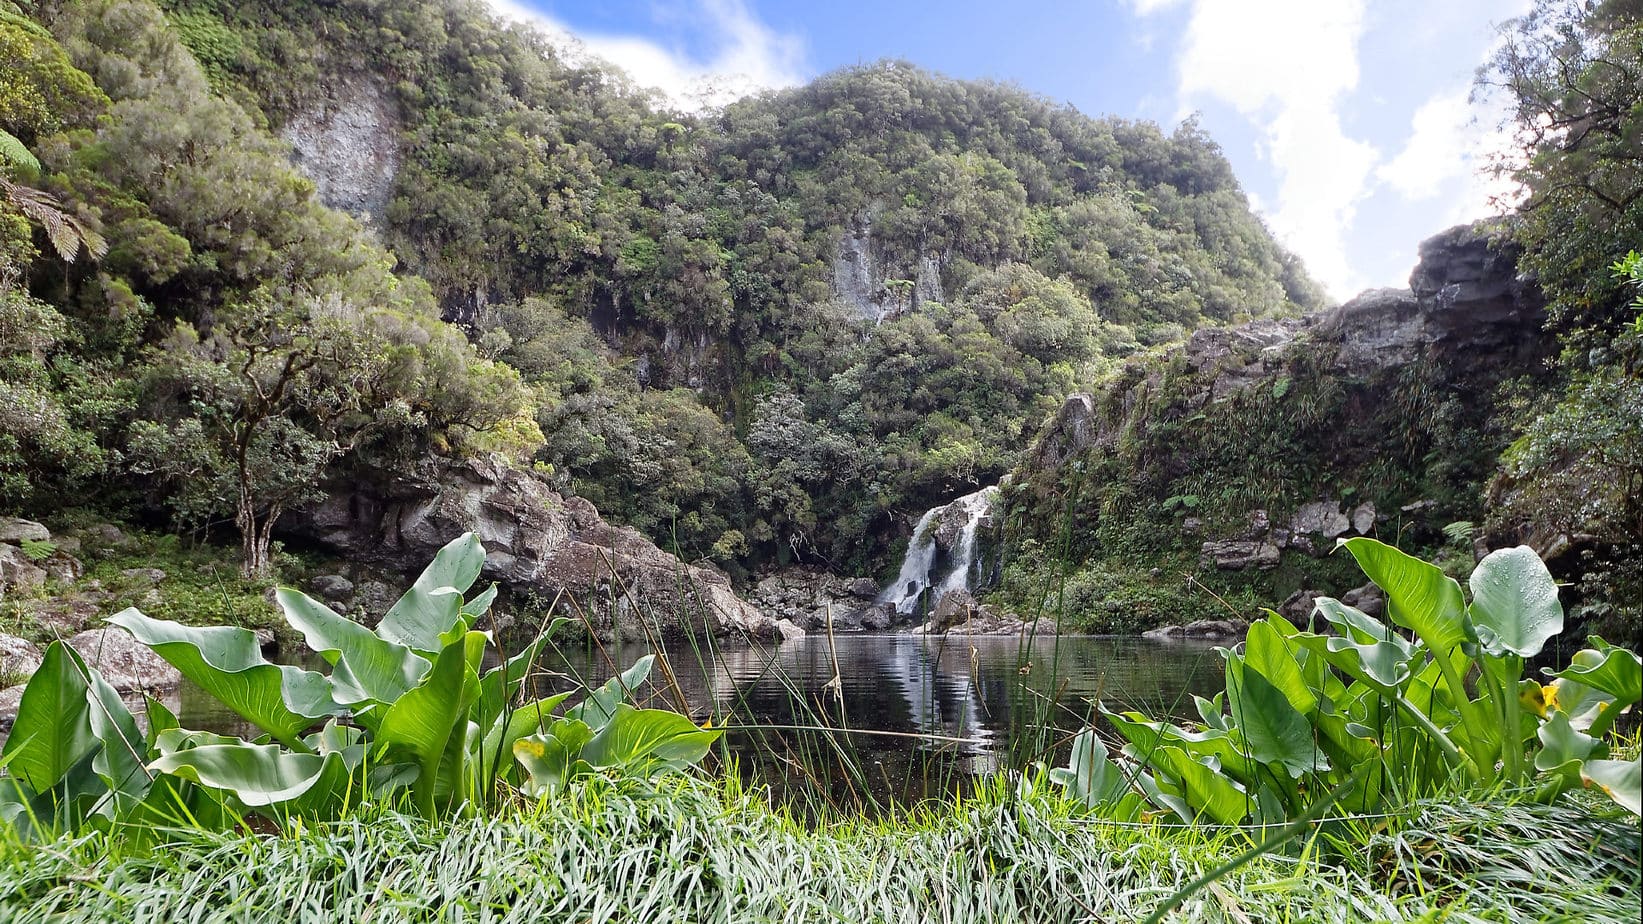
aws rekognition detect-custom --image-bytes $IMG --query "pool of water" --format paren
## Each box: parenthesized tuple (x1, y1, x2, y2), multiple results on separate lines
(177, 632, 1228, 808)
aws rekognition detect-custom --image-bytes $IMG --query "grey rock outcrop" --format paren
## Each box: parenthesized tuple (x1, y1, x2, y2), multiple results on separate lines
(0, 518, 49, 544)
(66, 629, 183, 692)
(1200, 540, 1281, 571)
(282, 74, 400, 229)
(0, 544, 46, 594)
(284, 455, 797, 643)
(750, 567, 878, 633)
(1142, 619, 1246, 640)
(831, 209, 944, 322)
(0, 634, 43, 680)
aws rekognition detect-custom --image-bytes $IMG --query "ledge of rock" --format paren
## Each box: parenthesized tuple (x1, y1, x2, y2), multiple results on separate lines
(1142, 619, 1246, 641)
(283, 454, 799, 643)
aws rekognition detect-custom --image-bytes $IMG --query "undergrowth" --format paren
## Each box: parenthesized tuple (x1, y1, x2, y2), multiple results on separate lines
(0, 777, 1635, 924)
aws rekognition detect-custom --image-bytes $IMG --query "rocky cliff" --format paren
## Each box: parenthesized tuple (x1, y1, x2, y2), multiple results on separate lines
(1000, 223, 1553, 629)
(283, 456, 801, 643)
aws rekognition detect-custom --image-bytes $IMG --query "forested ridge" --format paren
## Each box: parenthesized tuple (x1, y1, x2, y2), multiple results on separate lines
(1, 0, 1320, 580)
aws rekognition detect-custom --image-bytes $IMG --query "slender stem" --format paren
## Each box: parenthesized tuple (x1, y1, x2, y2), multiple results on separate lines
(1391, 691, 1473, 778)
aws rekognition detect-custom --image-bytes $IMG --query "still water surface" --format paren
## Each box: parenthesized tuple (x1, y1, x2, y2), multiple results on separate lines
(181, 633, 1226, 807)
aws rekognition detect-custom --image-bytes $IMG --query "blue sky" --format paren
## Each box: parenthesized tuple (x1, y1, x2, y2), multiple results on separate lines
(486, 0, 1531, 300)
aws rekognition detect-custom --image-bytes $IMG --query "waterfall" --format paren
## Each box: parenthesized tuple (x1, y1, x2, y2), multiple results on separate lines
(879, 486, 999, 616)
(879, 506, 942, 615)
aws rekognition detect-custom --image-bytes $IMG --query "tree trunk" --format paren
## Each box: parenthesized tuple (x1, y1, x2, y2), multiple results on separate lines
(237, 485, 279, 579)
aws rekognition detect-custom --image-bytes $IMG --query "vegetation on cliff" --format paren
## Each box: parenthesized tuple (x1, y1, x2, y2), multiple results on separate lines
(0, 0, 1320, 576)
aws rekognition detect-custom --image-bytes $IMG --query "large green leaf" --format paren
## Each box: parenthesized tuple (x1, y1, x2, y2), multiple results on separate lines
(1243, 619, 1318, 715)
(0, 129, 41, 174)
(1049, 730, 1130, 808)
(1154, 745, 1249, 825)
(1313, 597, 1414, 657)
(1468, 546, 1564, 658)
(579, 704, 721, 773)
(276, 588, 429, 708)
(79, 650, 151, 816)
(1581, 758, 1641, 816)
(479, 693, 573, 784)
(1548, 640, 1642, 707)
(565, 655, 655, 731)
(377, 534, 485, 652)
(1227, 660, 1329, 779)
(514, 732, 575, 798)
(109, 610, 343, 748)
(0, 642, 97, 794)
(1291, 632, 1411, 693)
(1338, 538, 1471, 654)
(375, 631, 486, 802)
(1533, 711, 1600, 784)
(1101, 705, 1256, 781)
(150, 742, 348, 809)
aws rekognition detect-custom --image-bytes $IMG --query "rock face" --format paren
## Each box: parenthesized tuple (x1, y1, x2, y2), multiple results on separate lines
(66, 629, 183, 692)
(1319, 225, 1545, 374)
(0, 518, 49, 544)
(282, 74, 400, 230)
(0, 634, 42, 680)
(750, 567, 879, 632)
(831, 209, 944, 322)
(284, 455, 798, 642)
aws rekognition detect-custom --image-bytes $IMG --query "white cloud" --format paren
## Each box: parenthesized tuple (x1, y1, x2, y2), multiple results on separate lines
(484, 0, 805, 110)
(1142, 0, 1376, 299)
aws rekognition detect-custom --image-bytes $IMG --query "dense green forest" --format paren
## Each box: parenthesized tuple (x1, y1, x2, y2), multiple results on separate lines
(2, 0, 1635, 643)
(0, 0, 1323, 584)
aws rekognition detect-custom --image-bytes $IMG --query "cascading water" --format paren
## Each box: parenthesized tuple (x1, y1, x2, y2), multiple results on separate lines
(879, 485, 999, 616)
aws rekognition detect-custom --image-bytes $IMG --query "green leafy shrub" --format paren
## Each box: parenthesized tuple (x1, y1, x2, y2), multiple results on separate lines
(0, 534, 720, 837)
(1051, 538, 1642, 822)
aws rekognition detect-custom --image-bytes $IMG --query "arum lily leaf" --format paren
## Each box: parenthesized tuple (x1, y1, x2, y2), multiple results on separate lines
(1049, 730, 1130, 808)
(276, 588, 430, 707)
(80, 649, 151, 814)
(1314, 597, 1413, 657)
(514, 732, 573, 797)
(479, 693, 573, 784)
(1243, 618, 1318, 715)
(375, 631, 485, 780)
(1227, 660, 1329, 778)
(1534, 711, 1600, 783)
(1155, 745, 1248, 825)
(150, 742, 347, 808)
(1548, 641, 1642, 708)
(109, 610, 343, 747)
(579, 704, 721, 773)
(0, 642, 97, 795)
(566, 655, 654, 731)
(378, 533, 485, 652)
(1337, 537, 1471, 654)
(1469, 546, 1563, 658)
(1581, 758, 1641, 816)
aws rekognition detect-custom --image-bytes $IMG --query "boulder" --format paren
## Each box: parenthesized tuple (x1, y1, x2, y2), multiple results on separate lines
(1341, 583, 1387, 619)
(283, 454, 775, 642)
(310, 574, 355, 603)
(1144, 619, 1245, 640)
(929, 590, 980, 634)
(0, 633, 43, 681)
(66, 628, 182, 692)
(0, 544, 47, 593)
(43, 551, 83, 584)
(1200, 540, 1281, 571)
(120, 567, 167, 585)
(0, 518, 49, 544)
(845, 577, 880, 599)
(1350, 503, 1377, 535)
(1291, 501, 1351, 540)
(1278, 589, 1323, 627)
(0, 685, 23, 730)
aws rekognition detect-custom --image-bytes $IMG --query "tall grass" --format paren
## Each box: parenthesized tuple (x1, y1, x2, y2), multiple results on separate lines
(1, 777, 1636, 923)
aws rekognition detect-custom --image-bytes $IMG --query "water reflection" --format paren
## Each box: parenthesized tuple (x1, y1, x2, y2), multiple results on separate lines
(163, 632, 1226, 808)
(525, 633, 1226, 802)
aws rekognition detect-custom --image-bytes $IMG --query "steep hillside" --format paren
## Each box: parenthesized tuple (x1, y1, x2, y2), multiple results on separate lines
(150, 0, 1321, 574)
(999, 225, 1570, 633)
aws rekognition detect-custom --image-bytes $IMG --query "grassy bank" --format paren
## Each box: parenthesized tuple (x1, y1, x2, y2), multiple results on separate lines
(1, 777, 1637, 923)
